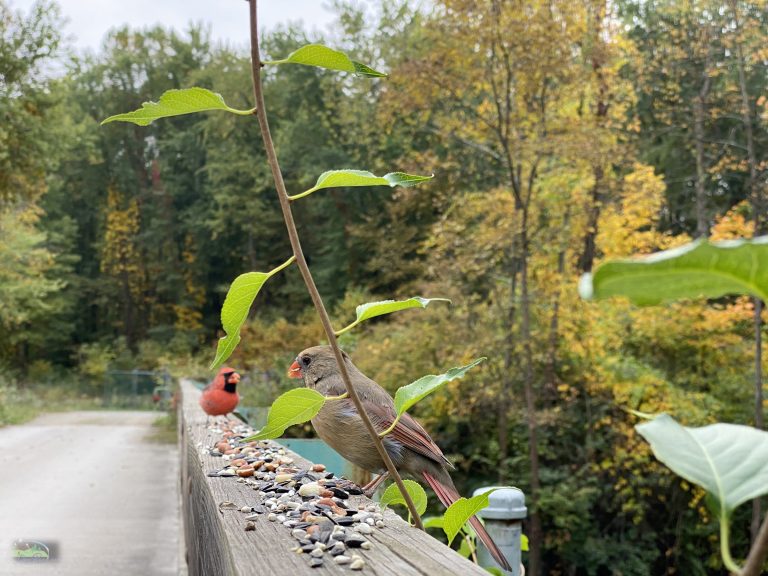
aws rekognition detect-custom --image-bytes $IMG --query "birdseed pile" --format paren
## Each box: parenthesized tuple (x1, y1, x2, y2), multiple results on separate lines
(204, 420, 386, 571)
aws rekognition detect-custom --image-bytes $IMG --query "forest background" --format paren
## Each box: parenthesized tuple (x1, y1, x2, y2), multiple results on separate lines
(2, 0, 767, 574)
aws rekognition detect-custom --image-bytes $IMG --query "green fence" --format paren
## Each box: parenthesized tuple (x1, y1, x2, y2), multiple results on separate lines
(103, 370, 172, 409)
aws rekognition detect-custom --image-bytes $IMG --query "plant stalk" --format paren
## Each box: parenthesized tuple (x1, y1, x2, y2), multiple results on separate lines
(740, 512, 768, 576)
(720, 515, 741, 574)
(247, 0, 424, 531)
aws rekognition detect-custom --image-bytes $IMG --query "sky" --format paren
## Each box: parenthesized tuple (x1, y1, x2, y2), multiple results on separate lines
(11, 0, 340, 53)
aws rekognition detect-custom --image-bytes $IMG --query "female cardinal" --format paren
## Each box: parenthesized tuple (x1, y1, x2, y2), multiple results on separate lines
(288, 345, 512, 571)
(200, 367, 241, 418)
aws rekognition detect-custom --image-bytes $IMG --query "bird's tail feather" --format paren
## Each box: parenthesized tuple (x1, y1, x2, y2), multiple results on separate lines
(422, 471, 512, 572)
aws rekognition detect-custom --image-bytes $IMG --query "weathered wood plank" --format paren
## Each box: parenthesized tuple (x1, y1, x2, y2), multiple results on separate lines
(179, 379, 489, 576)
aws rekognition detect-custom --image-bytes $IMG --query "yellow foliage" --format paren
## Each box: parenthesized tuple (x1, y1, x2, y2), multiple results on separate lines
(101, 187, 144, 301)
(597, 163, 688, 258)
(709, 201, 754, 241)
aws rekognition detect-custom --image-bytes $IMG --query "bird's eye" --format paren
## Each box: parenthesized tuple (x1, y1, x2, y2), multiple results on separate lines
(301, 356, 311, 367)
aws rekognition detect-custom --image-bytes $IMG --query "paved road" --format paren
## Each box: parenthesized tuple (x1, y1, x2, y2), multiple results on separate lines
(0, 411, 179, 576)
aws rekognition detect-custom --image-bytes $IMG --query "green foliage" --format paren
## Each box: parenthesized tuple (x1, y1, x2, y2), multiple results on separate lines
(101, 87, 255, 126)
(290, 170, 434, 200)
(380, 357, 485, 435)
(15, 2, 768, 573)
(211, 257, 295, 369)
(242, 388, 326, 441)
(380, 479, 429, 517)
(336, 296, 450, 335)
(637, 414, 768, 515)
(581, 238, 768, 304)
(443, 489, 496, 546)
(264, 44, 386, 77)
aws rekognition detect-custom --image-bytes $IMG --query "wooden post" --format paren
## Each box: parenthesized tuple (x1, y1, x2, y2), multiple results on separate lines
(179, 379, 489, 575)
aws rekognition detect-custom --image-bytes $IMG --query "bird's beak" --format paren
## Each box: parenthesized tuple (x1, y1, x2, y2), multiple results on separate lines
(231, 372, 241, 384)
(288, 359, 302, 379)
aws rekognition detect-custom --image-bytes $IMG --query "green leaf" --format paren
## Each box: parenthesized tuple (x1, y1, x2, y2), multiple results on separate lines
(422, 516, 445, 530)
(241, 388, 326, 441)
(458, 537, 473, 558)
(636, 414, 768, 515)
(443, 489, 497, 546)
(521, 533, 529, 552)
(264, 44, 386, 77)
(210, 256, 295, 370)
(392, 358, 486, 421)
(485, 568, 504, 576)
(579, 237, 768, 305)
(101, 87, 255, 126)
(336, 296, 449, 335)
(289, 170, 433, 200)
(380, 479, 428, 516)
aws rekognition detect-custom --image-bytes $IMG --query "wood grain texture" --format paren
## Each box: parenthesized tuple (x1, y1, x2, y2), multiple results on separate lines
(179, 379, 489, 575)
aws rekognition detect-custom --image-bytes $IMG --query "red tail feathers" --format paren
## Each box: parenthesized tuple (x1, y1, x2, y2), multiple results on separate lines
(422, 471, 512, 571)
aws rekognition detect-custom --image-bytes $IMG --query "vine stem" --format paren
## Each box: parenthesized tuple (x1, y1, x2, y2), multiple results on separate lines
(721, 514, 741, 574)
(247, 0, 424, 531)
(739, 512, 768, 576)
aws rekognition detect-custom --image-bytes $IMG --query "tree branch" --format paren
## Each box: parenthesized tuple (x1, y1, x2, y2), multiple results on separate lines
(247, 0, 424, 531)
(738, 511, 768, 576)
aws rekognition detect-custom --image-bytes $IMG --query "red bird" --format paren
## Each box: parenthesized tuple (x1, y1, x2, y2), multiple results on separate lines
(200, 367, 241, 418)
(289, 346, 512, 571)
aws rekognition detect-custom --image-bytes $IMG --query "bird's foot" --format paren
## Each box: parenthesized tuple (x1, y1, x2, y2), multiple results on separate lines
(361, 472, 390, 498)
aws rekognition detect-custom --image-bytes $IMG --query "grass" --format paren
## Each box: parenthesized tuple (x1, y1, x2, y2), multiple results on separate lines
(0, 381, 177, 428)
(148, 410, 178, 444)
(0, 383, 104, 427)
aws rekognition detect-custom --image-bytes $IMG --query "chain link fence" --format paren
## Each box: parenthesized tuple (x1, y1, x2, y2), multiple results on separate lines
(103, 370, 173, 409)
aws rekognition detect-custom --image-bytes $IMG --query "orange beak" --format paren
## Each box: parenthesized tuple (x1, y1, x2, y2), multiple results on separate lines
(288, 359, 302, 379)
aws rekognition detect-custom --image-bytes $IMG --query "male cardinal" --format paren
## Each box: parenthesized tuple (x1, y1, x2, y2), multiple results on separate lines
(288, 346, 512, 571)
(200, 367, 241, 418)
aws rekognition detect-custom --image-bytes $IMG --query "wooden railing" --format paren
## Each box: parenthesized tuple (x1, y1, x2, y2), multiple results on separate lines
(179, 379, 489, 575)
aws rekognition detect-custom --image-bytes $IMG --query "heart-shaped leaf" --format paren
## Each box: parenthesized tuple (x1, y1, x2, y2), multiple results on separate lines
(210, 256, 295, 370)
(636, 414, 768, 515)
(380, 479, 428, 516)
(241, 388, 326, 441)
(336, 296, 449, 336)
(264, 44, 386, 78)
(443, 489, 497, 545)
(101, 87, 255, 126)
(379, 358, 485, 437)
(290, 170, 433, 200)
(579, 237, 768, 305)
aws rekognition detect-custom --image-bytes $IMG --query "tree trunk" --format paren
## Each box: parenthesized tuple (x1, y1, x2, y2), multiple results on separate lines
(520, 212, 543, 576)
(733, 24, 765, 543)
(579, 0, 609, 273)
(499, 227, 520, 484)
(579, 165, 603, 273)
(692, 44, 712, 238)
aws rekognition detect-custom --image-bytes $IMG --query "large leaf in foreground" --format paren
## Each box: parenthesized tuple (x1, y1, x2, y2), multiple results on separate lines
(264, 44, 386, 77)
(336, 296, 449, 335)
(636, 414, 768, 514)
(102, 87, 255, 126)
(242, 388, 326, 441)
(210, 257, 295, 369)
(443, 489, 497, 545)
(380, 479, 428, 516)
(579, 237, 768, 305)
(290, 170, 433, 200)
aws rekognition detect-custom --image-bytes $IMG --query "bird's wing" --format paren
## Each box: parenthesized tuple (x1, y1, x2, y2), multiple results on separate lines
(360, 400, 453, 469)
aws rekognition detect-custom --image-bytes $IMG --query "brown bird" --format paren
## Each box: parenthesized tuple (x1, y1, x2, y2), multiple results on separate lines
(200, 367, 241, 418)
(288, 345, 511, 571)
